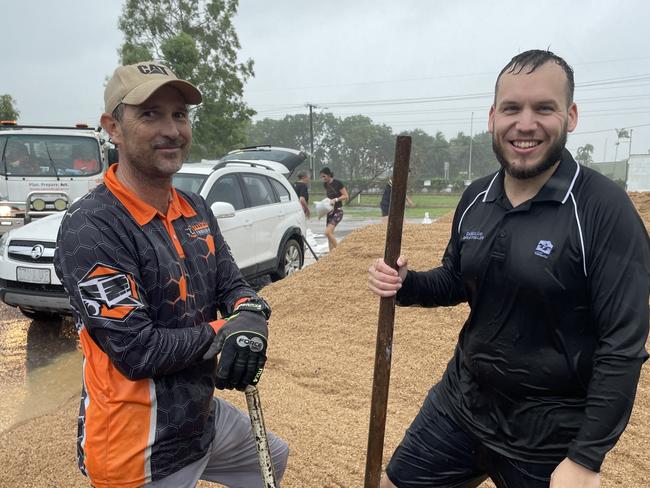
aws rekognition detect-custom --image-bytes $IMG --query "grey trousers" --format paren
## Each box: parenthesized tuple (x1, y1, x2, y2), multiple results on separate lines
(145, 397, 289, 488)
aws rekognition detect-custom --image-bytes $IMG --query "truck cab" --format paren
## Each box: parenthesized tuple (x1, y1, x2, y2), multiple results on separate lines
(0, 121, 109, 234)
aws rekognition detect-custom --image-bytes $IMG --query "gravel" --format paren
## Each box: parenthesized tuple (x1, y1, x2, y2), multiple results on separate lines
(1, 194, 648, 488)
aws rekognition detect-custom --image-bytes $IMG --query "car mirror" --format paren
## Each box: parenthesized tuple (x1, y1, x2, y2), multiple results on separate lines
(210, 201, 236, 218)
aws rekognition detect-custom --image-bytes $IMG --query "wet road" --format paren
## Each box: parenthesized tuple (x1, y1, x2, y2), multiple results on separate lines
(0, 305, 81, 434)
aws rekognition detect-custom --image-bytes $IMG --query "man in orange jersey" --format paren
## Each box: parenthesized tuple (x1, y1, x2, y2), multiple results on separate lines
(54, 62, 288, 488)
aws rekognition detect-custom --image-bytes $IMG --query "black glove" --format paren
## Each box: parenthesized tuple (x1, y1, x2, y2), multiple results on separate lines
(204, 310, 268, 391)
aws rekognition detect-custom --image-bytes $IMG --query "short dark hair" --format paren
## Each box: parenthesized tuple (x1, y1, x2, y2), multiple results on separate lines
(495, 49, 575, 106)
(112, 103, 125, 122)
(320, 167, 333, 177)
(296, 170, 309, 179)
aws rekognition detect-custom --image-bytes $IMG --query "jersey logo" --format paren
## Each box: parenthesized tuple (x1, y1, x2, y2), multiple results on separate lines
(186, 221, 210, 238)
(77, 264, 143, 320)
(534, 240, 554, 258)
(462, 231, 484, 241)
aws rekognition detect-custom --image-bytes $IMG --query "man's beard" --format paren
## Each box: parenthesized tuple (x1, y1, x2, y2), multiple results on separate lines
(492, 129, 567, 180)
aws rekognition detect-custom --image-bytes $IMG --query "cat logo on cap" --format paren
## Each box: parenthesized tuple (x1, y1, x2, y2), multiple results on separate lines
(77, 264, 143, 320)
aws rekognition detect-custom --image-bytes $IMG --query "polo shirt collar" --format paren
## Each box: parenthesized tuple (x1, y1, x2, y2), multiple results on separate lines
(483, 148, 580, 205)
(104, 164, 197, 226)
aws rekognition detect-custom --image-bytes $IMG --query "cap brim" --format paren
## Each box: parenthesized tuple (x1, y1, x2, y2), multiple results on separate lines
(122, 79, 202, 107)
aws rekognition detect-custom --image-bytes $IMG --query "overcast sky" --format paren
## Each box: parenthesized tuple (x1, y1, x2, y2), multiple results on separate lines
(4, 0, 650, 162)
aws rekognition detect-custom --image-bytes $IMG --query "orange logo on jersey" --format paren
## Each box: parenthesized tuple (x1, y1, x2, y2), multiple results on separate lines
(77, 264, 143, 320)
(186, 221, 210, 238)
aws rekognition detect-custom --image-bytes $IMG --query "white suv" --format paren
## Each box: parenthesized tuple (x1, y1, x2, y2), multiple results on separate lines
(0, 146, 308, 320)
(173, 151, 307, 281)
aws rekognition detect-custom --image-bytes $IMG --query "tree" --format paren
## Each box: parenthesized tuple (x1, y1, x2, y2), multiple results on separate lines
(118, 0, 254, 159)
(576, 144, 594, 167)
(0, 95, 19, 121)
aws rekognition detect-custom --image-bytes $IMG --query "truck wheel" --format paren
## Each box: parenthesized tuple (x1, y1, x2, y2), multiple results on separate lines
(19, 308, 62, 323)
(270, 238, 303, 282)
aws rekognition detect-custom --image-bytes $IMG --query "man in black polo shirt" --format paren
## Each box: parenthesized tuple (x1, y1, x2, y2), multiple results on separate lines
(368, 50, 649, 488)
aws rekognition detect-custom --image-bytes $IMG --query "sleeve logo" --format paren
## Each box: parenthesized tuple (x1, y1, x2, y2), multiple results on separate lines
(77, 264, 144, 320)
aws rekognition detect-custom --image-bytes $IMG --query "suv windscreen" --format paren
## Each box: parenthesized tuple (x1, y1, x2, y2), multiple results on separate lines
(0, 135, 101, 177)
(173, 173, 208, 194)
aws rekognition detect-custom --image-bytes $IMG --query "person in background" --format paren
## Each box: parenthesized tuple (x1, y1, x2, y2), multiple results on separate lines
(380, 177, 415, 221)
(54, 61, 288, 488)
(293, 170, 311, 218)
(4, 143, 39, 174)
(72, 144, 100, 173)
(368, 49, 649, 488)
(319, 166, 348, 250)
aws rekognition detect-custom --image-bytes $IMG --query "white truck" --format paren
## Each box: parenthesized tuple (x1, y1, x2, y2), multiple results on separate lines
(0, 121, 113, 234)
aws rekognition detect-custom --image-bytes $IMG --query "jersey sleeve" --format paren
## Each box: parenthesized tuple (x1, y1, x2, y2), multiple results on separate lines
(567, 190, 650, 471)
(54, 202, 216, 381)
(396, 190, 469, 307)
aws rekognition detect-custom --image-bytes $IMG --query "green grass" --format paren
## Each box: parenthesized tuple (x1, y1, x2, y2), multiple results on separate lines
(310, 192, 461, 219)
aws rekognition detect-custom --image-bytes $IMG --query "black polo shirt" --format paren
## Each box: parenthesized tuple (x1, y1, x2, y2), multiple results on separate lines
(397, 149, 649, 471)
(293, 181, 309, 203)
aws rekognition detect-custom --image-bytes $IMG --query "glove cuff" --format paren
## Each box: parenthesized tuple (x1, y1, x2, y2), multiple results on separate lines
(234, 297, 272, 320)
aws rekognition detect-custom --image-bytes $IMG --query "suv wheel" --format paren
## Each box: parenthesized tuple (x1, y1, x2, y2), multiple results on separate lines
(19, 308, 62, 323)
(270, 238, 303, 282)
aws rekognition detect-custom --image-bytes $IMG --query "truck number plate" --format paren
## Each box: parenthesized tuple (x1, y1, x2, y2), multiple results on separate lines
(17, 267, 51, 284)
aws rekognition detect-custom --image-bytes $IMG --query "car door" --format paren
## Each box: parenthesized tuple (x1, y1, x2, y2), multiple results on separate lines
(204, 173, 258, 273)
(240, 173, 282, 267)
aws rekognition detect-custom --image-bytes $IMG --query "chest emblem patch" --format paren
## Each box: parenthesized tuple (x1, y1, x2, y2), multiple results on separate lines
(462, 231, 484, 241)
(186, 221, 210, 238)
(535, 240, 554, 258)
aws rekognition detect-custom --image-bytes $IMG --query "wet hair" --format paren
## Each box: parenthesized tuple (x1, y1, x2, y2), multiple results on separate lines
(296, 170, 310, 179)
(319, 167, 333, 177)
(495, 49, 575, 106)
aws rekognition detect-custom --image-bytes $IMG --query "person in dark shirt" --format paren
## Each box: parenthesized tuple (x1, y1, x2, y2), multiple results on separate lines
(319, 166, 349, 250)
(380, 178, 414, 220)
(293, 170, 311, 218)
(368, 49, 649, 488)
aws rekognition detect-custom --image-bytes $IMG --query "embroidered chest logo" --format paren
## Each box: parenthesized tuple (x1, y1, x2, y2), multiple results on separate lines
(534, 240, 554, 258)
(462, 231, 484, 241)
(186, 222, 210, 238)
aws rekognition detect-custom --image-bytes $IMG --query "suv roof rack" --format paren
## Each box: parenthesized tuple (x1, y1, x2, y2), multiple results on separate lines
(229, 144, 272, 151)
(210, 160, 277, 171)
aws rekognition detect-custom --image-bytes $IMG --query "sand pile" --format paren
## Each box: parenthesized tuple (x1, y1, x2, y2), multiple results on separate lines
(1, 195, 648, 488)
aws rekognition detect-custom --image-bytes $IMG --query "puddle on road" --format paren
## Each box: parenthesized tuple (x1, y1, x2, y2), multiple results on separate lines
(0, 315, 82, 433)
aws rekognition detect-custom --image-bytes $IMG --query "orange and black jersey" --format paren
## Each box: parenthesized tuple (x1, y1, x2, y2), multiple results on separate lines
(397, 150, 649, 472)
(54, 165, 257, 487)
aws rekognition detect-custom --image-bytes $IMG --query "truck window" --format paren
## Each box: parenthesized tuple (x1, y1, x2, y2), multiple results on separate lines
(0, 135, 101, 177)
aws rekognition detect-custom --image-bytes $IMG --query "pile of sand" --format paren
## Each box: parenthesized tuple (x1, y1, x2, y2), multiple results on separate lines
(1, 195, 648, 488)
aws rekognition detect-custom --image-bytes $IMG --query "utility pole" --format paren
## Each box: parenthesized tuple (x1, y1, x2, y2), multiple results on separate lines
(468, 111, 474, 182)
(305, 103, 320, 180)
(629, 128, 634, 158)
(625, 129, 634, 191)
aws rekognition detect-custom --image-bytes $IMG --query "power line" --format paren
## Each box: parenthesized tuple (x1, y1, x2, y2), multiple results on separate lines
(245, 56, 650, 94)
